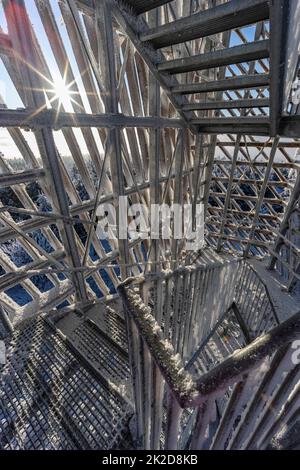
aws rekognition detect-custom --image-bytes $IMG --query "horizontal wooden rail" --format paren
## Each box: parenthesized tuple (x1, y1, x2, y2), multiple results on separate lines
(127, 256, 240, 285)
(0, 169, 45, 187)
(0, 109, 186, 129)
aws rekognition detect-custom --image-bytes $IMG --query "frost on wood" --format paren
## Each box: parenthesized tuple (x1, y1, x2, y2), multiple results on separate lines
(0, 0, 300, 452)
(121, 286, 196, 403)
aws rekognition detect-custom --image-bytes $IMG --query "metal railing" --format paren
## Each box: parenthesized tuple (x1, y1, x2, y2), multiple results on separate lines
(122, 258, 240, 365)
(185, 261, 280, 376)
(118, 260, 299, 450)
(234, 262, 280, 338)
(119, 280, 300, 449)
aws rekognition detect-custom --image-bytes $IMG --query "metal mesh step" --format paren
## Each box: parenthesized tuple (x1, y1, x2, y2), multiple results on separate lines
(0, 318, 133, 450)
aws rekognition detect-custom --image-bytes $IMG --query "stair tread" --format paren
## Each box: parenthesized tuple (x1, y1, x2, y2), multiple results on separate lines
(158, 40, 270, 74)
(142, 0, 269, 49)
(125, 0, 171, 15)
(172, 74, 270, 94)
(182, 98, 269, 111)
(0, 318, 132, 450)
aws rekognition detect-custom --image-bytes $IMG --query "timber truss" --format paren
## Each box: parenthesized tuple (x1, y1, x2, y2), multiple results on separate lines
(0, 0, 299, 329)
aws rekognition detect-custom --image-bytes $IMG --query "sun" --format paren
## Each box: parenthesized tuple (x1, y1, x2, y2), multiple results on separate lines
(49, 74, 81, 112)
(52, 75, 70, 105)
(22, 60, 86, 120)
(47, 72, 86, 114)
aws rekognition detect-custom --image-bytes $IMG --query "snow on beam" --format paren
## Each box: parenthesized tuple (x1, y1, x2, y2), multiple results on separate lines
(118, 282, 196, 407)
(9, 280, 75, 326)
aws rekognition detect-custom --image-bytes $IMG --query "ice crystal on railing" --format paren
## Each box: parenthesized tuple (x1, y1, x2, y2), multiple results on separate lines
(125, 288, 196, 400)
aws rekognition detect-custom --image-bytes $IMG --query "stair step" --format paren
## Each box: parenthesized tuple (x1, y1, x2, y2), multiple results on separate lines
(188, 307, 247, 377)
(67, 320, 131, 391)
(125, 0, 171, 15)
(141, 0, 269, 49)
(0, 318, 132, 450)
(172, 74, 270, 95)
(158, 40, 270, 74)
(182, 98, 269, 111)
(192, 116, 270, 135)
(191, 116, 269, 126)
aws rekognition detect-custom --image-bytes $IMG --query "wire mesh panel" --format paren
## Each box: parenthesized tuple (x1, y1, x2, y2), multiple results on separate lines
(0, 317, 132, 450)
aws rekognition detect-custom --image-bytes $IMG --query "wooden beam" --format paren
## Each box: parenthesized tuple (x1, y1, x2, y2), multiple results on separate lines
(211, 176, 292, 188)
(269, 0, 290, 135)
(213, 159, 298, 169)
(210, 191, 286, 205)
(207, 233, 269, 248)
(279, 115, 300, 138)
(192, 117, 270, 126)
(192, 116, 270, 135)
(0, 32, 12, 56)
(282, 0, 300, 113)
(0, 108, 186, 129)
(216, 141, 300, 149)
(148, 8, 161, 274)
(0, 168, 45, 187)
(95, 0, 130, 278)
(158, 40, 270, 74)
(125, 0, 171, 15)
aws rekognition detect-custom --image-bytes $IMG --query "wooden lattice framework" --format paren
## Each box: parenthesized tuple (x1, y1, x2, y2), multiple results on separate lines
(0, 0, 299, 329)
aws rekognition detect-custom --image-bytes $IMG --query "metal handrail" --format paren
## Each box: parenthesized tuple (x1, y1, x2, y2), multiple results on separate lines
(119, 282, 300, 409)
(242, 263, 280, 325)
(118, 259, 296, 449)
(185, 261, 279, 372)
(122, 256, 241, 287)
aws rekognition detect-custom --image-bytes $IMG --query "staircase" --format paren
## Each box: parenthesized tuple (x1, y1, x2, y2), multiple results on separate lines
(112, 0, 274, 135)
(0, 305, 133, 450)
(1, 256, 299, 449)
